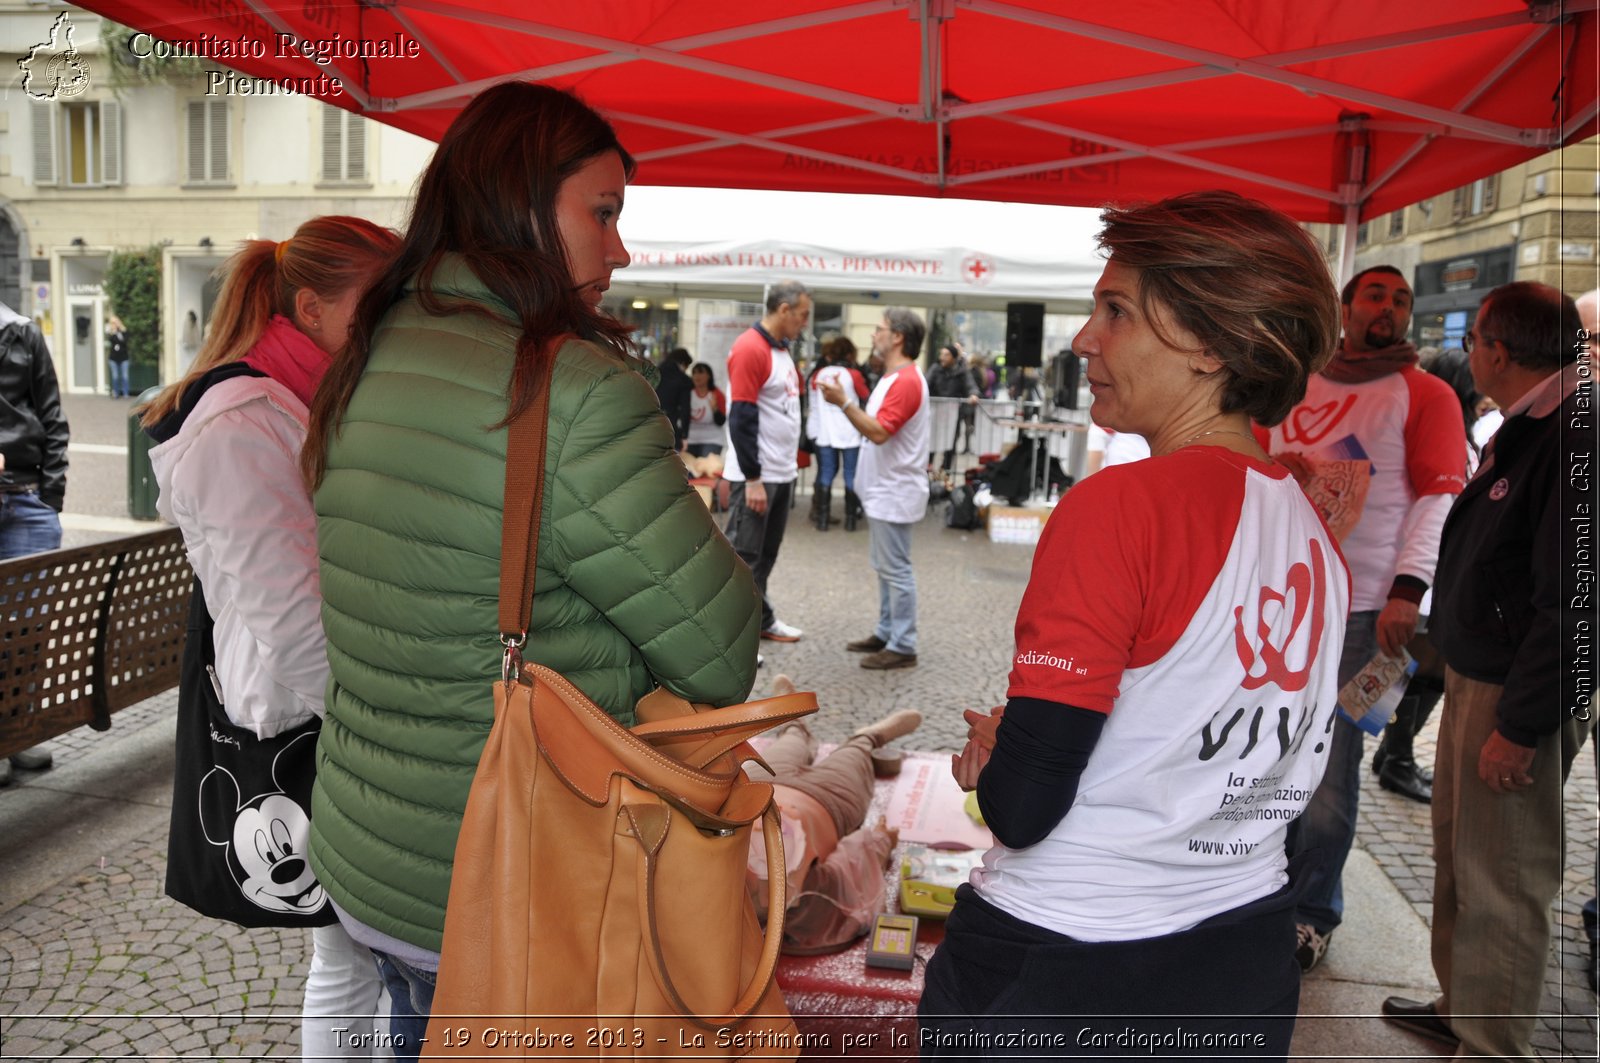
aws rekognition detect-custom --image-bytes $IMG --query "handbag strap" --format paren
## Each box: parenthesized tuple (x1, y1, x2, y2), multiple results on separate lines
(623, 802, 789, 1031)
(498, 334, 571, 680)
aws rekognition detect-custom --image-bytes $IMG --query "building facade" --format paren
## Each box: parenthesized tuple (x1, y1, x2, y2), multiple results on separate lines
(1312, 138, 1600, 348)
(0, 3, 433, 392)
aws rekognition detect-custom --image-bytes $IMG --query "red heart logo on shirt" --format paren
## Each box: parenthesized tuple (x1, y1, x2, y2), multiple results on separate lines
(1283, 395, 1357, 446)
(1234, 539, 1328, 693)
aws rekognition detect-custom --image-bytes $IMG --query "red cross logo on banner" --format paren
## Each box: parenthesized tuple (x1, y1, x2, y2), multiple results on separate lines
(962, 253, 996, 287)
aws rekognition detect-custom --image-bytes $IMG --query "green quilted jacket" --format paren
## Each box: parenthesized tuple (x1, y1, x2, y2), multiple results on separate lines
(306, 257, 761, 952)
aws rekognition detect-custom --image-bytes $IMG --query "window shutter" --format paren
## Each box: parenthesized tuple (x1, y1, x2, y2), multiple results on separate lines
(1482, 175, 1498, 213)
(1450, 186, 1466, 221)
(345, 113, 366, 181)
(32, 105, 57, 186)
(186, 99, 206, 182)
(207, 100, 228, 182)
(320, 107, 342, 182)
(99, 100, 122, 186)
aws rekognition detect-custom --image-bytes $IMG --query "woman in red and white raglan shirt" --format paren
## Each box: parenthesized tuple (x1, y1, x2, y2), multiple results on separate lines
(920, 192, 1350, 1060)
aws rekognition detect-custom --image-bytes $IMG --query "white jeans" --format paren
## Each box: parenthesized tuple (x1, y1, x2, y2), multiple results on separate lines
(303, 921, 389, 1061)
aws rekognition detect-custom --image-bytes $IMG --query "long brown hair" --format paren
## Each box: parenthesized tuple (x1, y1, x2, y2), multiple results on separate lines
(301, 82, 637, 488)
(139, 215, 399, 427)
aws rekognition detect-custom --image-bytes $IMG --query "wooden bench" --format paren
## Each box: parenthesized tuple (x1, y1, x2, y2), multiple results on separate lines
(0, 527, 192, 759)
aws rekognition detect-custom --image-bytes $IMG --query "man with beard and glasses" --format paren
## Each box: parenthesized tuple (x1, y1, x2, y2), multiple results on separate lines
(1258, 265, 1467, 972)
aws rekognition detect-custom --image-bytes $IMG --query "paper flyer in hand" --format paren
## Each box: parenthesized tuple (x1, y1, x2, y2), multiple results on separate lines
(1336, 650, 1418, 735)
(1276, 434, 1374, 543)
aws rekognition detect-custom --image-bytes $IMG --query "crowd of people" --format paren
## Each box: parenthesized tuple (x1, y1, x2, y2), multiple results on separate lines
(2, 75, 1593, 1062)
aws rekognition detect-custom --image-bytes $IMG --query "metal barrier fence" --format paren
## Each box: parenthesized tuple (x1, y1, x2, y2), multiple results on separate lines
(924, 396, 1093, 481)
(0, 527, 191, 759)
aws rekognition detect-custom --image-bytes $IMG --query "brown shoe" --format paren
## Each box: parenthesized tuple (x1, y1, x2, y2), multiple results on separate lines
(860, 649, 918, 670)
(853, 709, 923, 746)
(846, 634, 887, 653)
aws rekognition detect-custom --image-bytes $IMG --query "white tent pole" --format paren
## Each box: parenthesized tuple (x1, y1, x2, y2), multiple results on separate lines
(946, 9, 1539, 122)
(1337, 115, 1369, 287)
(959, 115, 1342, 204)
(615, 111, 940, 187)
(964, 0, 1548, 146)
(393, 0, 902, 115)
(636, 115, 880, 163)
(244, 0, 370, 107)
(1364, 20, 1553, 200)
(1338, 203, 1360, 289)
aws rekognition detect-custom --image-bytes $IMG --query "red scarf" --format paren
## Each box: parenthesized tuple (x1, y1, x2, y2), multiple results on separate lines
(242, 315, 330, 407)
(1320, 340, 1419, 385)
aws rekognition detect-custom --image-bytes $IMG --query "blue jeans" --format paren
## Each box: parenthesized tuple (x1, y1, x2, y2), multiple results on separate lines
(815, 446, 858, 493)
(867, 517, 916, 655)
(0, 492, 63, 560)
(107, 359, 129, 397)
(1287, 609, 1378, 933)
(373, 951, 436, 1063)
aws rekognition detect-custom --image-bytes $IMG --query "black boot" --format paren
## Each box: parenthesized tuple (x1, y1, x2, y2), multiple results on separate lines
(843, 490, 861, 532)
(812, 485, 831, 531)
(1375, 683, 1440, 804)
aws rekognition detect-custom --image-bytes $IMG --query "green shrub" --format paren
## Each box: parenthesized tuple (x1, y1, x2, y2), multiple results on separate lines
(105, 247, 161, 368)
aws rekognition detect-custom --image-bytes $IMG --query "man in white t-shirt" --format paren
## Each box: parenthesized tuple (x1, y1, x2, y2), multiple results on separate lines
(820, 308, 931, 670)
(1261, 265, 1466, 972)
(724, 280, 811, 642)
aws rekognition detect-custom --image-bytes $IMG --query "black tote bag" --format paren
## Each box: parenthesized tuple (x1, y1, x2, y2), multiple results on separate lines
(164, 580, 335, 928)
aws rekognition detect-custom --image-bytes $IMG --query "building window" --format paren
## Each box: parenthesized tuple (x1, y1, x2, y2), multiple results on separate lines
(186, 99, 230, 186)
(1388, 210, 1405, 239)
(1452, 175, 1497, 220)
(319, 106, 367, 185)
(32, 100, 122, 187)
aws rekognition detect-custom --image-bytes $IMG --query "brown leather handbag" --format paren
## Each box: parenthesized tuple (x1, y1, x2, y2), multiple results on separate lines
(422, 340, 815, 1060)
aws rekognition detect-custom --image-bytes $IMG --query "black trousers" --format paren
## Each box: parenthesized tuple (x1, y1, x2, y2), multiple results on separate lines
(724, 480, 793, 630)
(919, 879, 1303, 1061)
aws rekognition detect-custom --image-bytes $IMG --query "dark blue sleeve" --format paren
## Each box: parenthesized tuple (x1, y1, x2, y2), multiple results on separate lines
(728, 401, 762, 480)
(976, 696, 1107, 850)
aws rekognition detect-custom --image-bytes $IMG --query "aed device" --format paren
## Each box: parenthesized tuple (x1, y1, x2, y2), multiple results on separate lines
(865, 913, 919, 970)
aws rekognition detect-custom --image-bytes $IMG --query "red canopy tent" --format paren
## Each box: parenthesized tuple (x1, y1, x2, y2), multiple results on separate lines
(81, 0, 1598, 271)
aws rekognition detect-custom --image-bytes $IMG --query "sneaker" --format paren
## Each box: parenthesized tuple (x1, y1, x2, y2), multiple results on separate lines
(860, 649, 918, 670)
(845, 634, 887, 653)
(761, 619, 803, 642)
(853, 709, 923, 746)
(1294, 923, 1330, 972)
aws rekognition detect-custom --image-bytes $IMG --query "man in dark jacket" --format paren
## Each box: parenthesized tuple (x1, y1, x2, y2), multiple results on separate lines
(0, 300, 69, 785)
(1382, 281, 1596, 1057)
(654, 346, 693, 451)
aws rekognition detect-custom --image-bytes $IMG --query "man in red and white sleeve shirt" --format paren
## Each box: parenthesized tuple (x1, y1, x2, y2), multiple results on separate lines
(821, 308, 931, 670)
(724, 280, 811, 643)
(1260, 265, 1467, 971)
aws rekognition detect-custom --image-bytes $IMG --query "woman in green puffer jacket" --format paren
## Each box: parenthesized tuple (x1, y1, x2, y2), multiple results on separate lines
(299, 83, 761, 1051)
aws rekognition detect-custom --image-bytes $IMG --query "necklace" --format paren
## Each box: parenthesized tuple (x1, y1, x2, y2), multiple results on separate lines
(1177, 428, 1257, 450)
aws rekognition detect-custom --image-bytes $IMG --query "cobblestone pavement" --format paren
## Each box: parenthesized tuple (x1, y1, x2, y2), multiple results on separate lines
(3, 442, 1596, 1058)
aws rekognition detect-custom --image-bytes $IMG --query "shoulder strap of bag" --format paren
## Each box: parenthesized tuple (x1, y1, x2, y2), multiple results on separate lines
(498, 334, 571, 678)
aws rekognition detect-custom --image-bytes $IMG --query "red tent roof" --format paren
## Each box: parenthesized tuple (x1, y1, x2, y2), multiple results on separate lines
(83, 0, 1598, 221)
